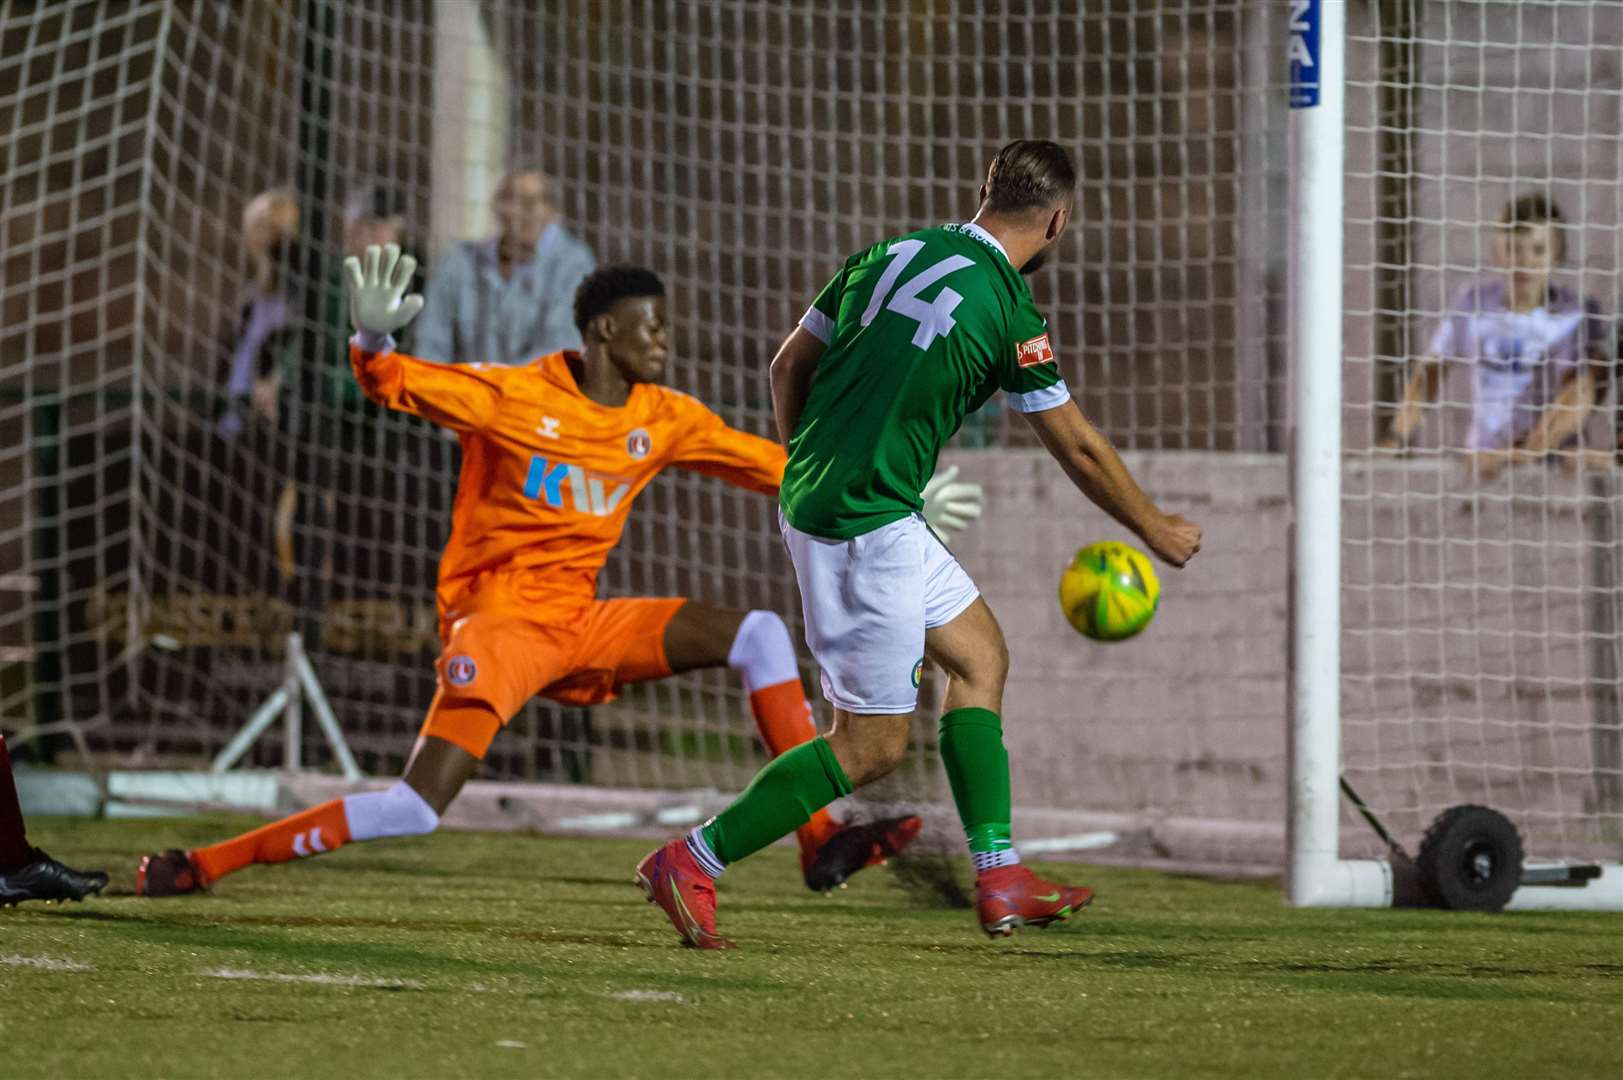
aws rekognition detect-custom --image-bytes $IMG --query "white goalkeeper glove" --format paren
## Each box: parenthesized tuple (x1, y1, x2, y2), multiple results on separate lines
(344, 243, 425, 338)
(921, 464, 984, 543)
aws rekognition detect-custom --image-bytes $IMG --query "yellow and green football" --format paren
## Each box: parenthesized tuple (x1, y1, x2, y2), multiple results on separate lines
(1058, 541, 1161, 642)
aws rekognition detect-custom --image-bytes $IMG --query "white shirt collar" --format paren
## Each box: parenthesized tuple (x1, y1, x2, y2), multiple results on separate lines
(958, 221, 1010, 263)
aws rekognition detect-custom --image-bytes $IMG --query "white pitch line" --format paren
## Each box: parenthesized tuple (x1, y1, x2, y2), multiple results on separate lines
(609, 989, 686, 1003)
(201, 967, 422, 989)
(2, 954, 93, 972)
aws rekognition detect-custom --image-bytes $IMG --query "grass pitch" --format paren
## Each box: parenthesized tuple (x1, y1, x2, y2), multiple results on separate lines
(3, 817, 1619, 1080)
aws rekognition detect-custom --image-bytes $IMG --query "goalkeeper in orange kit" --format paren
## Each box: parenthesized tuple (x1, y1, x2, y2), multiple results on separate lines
(137, 245, 983, 897)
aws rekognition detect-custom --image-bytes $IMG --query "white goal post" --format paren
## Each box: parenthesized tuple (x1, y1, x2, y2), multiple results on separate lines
(1288, 0, 1623, 911)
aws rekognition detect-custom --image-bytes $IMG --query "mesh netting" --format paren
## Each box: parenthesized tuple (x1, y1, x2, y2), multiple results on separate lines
(1342, 0, 1623, 862)
(4, 1, 1618, 870)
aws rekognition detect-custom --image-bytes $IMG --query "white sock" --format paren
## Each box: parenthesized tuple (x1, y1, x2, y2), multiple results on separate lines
(726, 610, 801, 695)
(685, 825, 726, 879)
(971, 848, 1021, 874)
(342, 781, 440, 842)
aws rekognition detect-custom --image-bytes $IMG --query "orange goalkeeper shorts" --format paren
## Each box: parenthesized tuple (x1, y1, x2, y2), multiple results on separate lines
(420, 596, 685, 760)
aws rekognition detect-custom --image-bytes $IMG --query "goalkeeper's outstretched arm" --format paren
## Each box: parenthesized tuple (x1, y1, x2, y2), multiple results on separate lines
(345, 244, 503, 433)
(1022, 398, 1201, 568)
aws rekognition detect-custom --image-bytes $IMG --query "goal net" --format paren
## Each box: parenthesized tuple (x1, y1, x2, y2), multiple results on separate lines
(2, 1, 1618, 878)
(1341, 0, 1623, 869)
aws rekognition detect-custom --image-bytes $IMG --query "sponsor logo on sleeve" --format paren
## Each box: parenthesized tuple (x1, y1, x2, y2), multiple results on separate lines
(1016, 334, 1055, 368)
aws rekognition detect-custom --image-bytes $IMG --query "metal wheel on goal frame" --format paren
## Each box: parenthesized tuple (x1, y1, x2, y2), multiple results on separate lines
(1415, 805, 1525, 912)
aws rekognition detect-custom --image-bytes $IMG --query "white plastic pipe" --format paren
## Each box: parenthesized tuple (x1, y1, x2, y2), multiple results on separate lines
(1505, 865, 1623, 912)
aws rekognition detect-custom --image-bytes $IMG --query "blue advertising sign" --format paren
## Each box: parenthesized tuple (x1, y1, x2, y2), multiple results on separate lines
(1289, 0, 1322, 108)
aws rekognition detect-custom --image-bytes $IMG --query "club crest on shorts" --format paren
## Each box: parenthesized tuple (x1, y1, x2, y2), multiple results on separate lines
(626, 428, 652, 459)
(912, 658, 924, 688)
(446, 654, 477, 687)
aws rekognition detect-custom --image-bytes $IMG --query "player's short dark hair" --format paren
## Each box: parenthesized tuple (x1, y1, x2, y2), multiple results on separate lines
(573, 265, 665, 337)
(1498, 192, 1566, 259)
(982, 140, 1078, 216)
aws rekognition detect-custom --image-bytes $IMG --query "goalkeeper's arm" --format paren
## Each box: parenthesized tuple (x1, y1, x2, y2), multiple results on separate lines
(346, 244, 503, 432)
(1022, 398, 1201, 569)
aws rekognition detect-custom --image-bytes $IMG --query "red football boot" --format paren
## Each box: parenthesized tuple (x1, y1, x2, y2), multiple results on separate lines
(635, 839, 735, 950)
(975, 864, 1094, 937)
(802, 814, 924, 893)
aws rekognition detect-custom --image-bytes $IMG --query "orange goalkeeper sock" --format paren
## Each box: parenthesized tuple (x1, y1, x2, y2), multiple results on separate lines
(191, 798, 352, 885)
(748, 679, 840, 856)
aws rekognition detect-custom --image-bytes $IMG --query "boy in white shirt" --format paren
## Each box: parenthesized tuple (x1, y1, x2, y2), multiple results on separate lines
(1381, 194, 1608, 477)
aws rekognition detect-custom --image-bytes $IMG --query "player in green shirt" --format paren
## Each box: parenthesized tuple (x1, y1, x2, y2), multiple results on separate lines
(638, 141, 1202, 947)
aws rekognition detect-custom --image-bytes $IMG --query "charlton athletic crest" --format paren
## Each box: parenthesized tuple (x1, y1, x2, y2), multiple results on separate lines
(446, 655, 477, 687)
(626, 428, 653, 459)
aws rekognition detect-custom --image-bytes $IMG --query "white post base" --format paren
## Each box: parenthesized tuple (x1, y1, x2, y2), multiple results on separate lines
(1505, 865, 1623, 912)
(1293, 856, 1623, 911)
(1289, 855, 1393, 907)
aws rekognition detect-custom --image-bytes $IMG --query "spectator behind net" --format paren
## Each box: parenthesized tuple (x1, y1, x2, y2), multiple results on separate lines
(1380, 193, 1608, 479)
(413, 168, 595, 364)
(219, 188, 300, 437)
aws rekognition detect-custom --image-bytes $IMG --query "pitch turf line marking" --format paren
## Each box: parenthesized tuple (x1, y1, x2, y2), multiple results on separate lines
(1, 954, 93, 972)
(494, 1041, 528, 1049)
(201, 967, 423, 990)
(196, 970, 683, 1001)
(610, 989, 686, 1003)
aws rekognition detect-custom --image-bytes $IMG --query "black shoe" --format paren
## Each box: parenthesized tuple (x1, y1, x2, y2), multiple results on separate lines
(803, 815, 924, 893)
(0, 848, 109, 907)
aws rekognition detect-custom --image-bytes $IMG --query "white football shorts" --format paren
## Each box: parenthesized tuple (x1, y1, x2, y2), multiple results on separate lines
(779, 510, 980, 714)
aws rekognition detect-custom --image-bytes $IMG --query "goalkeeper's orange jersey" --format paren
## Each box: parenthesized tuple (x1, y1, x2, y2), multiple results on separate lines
(350, 340, 784, 624)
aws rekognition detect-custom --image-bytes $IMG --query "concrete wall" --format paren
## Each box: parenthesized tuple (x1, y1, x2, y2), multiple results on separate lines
(939, 447, 1622, 869)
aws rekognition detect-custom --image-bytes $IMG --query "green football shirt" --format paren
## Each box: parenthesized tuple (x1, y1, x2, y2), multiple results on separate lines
(780, 222, 1070, 539)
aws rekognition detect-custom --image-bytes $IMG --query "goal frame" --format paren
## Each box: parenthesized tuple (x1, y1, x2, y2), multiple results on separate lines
(1285, 0, 1623, 912)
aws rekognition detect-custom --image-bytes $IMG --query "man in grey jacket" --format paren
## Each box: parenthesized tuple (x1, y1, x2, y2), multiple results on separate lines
(414, 169, 595, 365)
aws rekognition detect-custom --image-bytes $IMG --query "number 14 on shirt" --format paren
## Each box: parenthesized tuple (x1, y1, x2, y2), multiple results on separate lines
(860, 239, 976, 350)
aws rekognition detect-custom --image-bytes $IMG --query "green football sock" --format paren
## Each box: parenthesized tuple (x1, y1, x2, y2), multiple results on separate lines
(700, 736, 853, 867)
(938, 707, 1015, 859)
